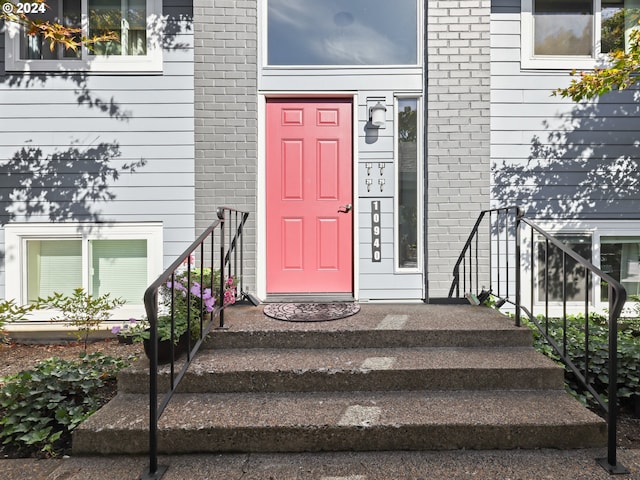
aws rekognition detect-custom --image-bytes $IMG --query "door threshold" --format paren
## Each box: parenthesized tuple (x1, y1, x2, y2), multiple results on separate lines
(265, 293, 355, 303)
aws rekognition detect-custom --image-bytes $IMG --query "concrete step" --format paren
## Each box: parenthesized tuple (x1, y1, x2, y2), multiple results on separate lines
(73, 389, 606, 455)
(74, 304, 603, 456)
(118, 346, 564, 394)
(204, 304, 533, 350)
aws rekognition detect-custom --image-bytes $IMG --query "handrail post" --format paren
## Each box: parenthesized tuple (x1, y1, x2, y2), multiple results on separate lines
(597, 284, 629, 474)
(217, 208, 226, 329)
(141, 290, 168, 479)
(514, 207, 522, 327)
(149, 298, 158, 475)
(607, 285, 618, 468)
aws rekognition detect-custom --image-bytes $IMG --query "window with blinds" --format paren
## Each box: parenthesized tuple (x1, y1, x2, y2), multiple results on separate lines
(90, 239, 147, 304)
(26, 240, 82, 302)
(25, 238, 148, 305)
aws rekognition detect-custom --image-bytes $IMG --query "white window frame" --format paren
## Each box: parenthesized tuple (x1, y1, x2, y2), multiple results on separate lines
(394, 94, 423, 273)
(4, 222, 163, 321)
(521, 220, 640, 316)
(3, 0, 163, 73)
(521, 0, 604, 70)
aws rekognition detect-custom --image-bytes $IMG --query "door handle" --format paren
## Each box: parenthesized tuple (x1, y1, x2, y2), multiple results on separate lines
(338, 203, 352, 213)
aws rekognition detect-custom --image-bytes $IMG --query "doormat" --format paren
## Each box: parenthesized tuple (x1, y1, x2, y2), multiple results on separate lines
(263, 303, 360, 322)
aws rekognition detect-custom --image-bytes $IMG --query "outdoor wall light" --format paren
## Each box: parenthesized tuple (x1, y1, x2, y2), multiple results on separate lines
(369, 102, 387, 128)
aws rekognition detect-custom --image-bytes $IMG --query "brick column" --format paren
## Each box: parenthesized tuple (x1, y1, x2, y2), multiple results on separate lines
(194, 0, 258, 293)
(426, 0, 491, 298)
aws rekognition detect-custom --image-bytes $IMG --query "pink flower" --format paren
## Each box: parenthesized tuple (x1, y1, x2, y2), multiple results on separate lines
(224, 289, 236, 305)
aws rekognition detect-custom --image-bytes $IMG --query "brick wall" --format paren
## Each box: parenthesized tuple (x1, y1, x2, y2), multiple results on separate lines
(194, 0, 258, 293)
(426, 0, 491, 298)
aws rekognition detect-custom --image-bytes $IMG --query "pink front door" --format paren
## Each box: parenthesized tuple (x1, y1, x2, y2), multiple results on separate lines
(266, 99, 353, 294)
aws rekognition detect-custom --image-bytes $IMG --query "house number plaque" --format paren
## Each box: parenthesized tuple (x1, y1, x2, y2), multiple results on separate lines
(371, 201, 381, 262)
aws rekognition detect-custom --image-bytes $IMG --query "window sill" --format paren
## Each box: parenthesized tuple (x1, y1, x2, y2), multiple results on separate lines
(4, 56, 164, 74)
(520, 56, 598, 71)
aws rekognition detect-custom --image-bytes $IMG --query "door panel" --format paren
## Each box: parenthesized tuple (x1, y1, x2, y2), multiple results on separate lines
(266, 99, 353, 294)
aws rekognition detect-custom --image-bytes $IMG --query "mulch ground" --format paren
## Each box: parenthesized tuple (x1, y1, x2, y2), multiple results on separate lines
(0, 338, 142, 380)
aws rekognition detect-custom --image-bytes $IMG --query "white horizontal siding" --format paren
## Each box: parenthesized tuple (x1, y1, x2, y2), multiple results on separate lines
(0, 131, 194, 146)
(2, 103, 194, 118)
(0, 1, 195, 297)
(0, 148, 194, 163)
(0, 117, 193, 132)
(1, 89, 194, 104)
(490, 0, 640, 222)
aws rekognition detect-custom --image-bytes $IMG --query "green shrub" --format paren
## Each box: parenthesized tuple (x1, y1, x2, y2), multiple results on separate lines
(38, 288, 125, 350)
(525, 313, 640, 408)
(0, 299, 37, 343)
(0, 352, 132, 456)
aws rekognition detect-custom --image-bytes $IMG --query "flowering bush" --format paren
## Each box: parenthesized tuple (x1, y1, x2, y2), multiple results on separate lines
(162, 267, 236, 320)
(110, 315, 190, 344)
(223, 276, 237, 306)
(109, 266, 238, 347)
(110, 317, 147, 340)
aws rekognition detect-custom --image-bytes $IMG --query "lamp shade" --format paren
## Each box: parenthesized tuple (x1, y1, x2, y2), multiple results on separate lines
(370, 102, 386, 127)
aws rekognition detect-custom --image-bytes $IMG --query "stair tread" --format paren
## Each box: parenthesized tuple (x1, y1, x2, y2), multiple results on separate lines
(81, 390, 603, 431)
(189, 346, 558, 372)
(221, 304, 524, 333)
(205, 305, 533, 349)
(74, 390, 606, 454)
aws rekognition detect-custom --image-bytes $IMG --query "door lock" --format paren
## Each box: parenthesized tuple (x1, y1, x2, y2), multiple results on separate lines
(338, 203, 353, 213)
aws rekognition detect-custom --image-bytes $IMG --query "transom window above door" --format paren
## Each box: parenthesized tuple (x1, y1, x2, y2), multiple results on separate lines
(266, 0, 419, 66)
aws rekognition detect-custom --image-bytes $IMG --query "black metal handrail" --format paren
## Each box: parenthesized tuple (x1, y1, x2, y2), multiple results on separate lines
(141, 206, 250, 479)
(449, 207, 629, 475)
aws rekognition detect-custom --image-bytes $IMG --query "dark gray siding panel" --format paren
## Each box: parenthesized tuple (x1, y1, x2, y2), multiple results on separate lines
(0, 20, 5, 74)
(491, 0, 640, 220)
(0, 0, 195, 297)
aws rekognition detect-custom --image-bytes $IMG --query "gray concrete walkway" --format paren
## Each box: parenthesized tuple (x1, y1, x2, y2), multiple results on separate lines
(3, 448, 640, 480)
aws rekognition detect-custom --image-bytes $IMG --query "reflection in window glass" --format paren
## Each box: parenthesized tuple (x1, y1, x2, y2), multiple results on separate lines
(267, 0, 417, 65)
(602, 1, 640, 53)
(536, 235, 592, 302)
(600, 237, 640, 301)
(533, 0, 593, 56)
(20, 0, 81, 60)
(89, 0, 147, 56)
(398, 98, 418, 269)
(602, 0, 625, 52)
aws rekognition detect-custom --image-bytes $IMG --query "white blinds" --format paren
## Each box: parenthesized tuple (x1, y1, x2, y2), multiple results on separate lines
(26, 240, 82, 302)
(90, 239, 147, 304)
